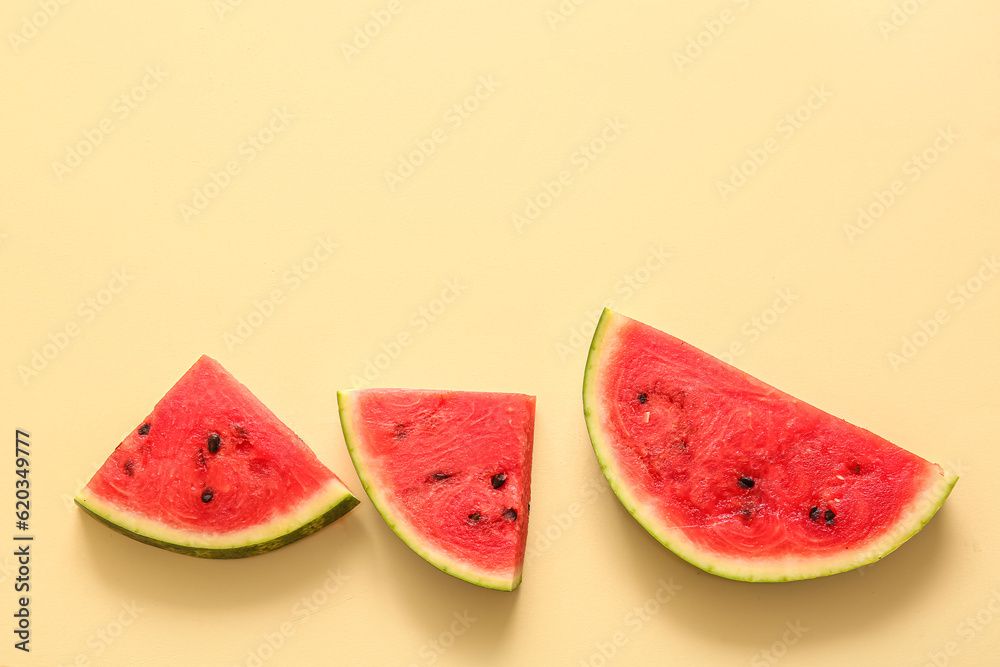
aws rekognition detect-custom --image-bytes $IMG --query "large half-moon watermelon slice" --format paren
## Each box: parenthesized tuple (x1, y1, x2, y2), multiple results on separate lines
(338, 389, 535, 591)
(76, 356, 359, 558)
(583, 309, 958, 582)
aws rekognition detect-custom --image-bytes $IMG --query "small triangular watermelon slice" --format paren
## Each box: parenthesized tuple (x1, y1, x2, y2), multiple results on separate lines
(583, 309, 958, 582)
(338, 389, 535, 591)
(76, 356, 359, 558)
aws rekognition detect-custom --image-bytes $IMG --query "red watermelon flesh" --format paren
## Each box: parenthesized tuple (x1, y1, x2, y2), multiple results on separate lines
(583, 309, 957, 581)
(76, 356, 359, 558)
(338, 389, 535, 591)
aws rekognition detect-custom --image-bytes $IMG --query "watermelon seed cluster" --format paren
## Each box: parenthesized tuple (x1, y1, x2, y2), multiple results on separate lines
(460, 474, 519, 526)
(123, 422, 151, 477)
(809, 506, 836, 526)
(198, 433, 223, 503)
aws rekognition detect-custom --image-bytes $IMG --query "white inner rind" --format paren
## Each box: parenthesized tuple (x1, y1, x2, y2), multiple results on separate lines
(75, 478, 356, 552)
(338, 390, 520, 591)
(583, 308, 958, 582)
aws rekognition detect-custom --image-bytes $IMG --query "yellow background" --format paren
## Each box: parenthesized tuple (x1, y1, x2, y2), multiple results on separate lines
(2, 1, 998, 665)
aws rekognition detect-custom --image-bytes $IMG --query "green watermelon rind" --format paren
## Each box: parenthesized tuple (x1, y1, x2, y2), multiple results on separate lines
(75, 480, 359, 559)
(582, 307, 959, 583)
(338, 390, 522, 592)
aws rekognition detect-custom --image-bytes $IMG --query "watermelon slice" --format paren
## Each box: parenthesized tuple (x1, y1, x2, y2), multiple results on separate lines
(76, 356, 359, 558)
(583, 309, 958, 582)
(338, 389, 535, 591)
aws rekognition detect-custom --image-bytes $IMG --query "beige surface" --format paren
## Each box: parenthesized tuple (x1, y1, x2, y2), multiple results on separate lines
(2, 2, 998, 666)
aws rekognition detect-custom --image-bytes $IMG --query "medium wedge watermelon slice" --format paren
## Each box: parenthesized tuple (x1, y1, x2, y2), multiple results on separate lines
(338, 389, 535, 591)
(583, 309, 957, 582)
(76, 356, 359, 558)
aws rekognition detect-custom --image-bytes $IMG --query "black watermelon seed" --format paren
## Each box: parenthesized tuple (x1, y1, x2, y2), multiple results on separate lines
(855, 465, 861, 474)
(825, 509, 836, 526)
(201, 489, 214, 503)
(491, 473, 507, 489)
(638, 393, 648, 404)
(467, 512, 481, 524)
(207, 433, 221, 454)
(502, 508, 517, 521)
(431, 473, 452, 481)
(738, 477, 754, 489)
(138, 423, 150, 436)
(124, 460, 134, 476)
(394, 424, 407, 439)
(809, 506, 820, 521)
